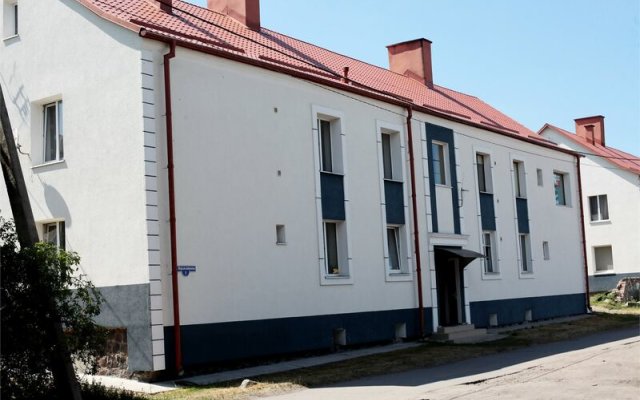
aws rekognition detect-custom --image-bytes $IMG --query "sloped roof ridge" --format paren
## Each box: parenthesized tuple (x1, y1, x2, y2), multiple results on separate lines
(540, 123, 640, 173)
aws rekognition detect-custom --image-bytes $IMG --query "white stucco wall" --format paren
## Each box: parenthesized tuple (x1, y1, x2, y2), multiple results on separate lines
(151, 47, 423, 326)
(0, 0, 149, 288)
(540, 128, 640, 280)
(141, 43, 586, 329)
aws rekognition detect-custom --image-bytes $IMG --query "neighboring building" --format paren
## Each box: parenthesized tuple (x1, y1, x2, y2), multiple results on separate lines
(539, 117, 640, 292)
(1, 0, 588, 373)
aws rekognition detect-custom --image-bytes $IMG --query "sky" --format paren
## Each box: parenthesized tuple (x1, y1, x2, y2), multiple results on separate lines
(189, 0, 640, 155)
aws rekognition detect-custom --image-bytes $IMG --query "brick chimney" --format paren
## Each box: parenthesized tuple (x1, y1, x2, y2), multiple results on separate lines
(153, 0, 172, 13)
(387, 38, 433, 87)
(575, 116, 605, 146)
(207, 0, 261, 31)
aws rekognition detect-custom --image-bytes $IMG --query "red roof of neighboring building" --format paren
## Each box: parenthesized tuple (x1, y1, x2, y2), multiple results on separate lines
(539, 123, 640, 174)
(79, 0, 545, 140)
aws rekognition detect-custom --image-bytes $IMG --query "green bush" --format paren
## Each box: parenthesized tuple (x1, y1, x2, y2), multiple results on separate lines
(1, 218, 107, 399)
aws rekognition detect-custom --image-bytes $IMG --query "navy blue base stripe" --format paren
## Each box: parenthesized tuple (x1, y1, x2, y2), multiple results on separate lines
(470, 293, 585, 328)
(164, 308, 432, 368)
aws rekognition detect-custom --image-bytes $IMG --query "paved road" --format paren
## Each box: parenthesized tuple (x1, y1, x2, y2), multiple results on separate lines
(267, 327, 640, 400)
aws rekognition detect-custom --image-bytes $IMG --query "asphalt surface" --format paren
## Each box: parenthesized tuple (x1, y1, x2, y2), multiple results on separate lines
(267, 326, 640, 400)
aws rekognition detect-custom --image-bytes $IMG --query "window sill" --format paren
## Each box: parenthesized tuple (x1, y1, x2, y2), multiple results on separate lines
(320, 170, 344, 176)
(384, 178, 404, 184)
(594, 271, 615, 276)
(479, 190, 493, 195)
(3, 34, 19, 42)
(434, 183, 451, 189)
(275, 242, 287, 246)
(519, 271, 535, 279)
(32, 160, 66, 170)
(386, 271, 412, 282)
(590, 220, 611, 225)
(481, 272, 501, 280)
(321, 273, 353, 286)
(555, 204, 572, 208)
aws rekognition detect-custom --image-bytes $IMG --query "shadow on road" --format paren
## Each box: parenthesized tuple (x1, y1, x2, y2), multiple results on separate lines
(330, 327, 639, 388)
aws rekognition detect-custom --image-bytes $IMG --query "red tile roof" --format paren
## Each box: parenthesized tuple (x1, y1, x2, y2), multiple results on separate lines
(80, 0, 544, 140)
(539, 124, 640, 174)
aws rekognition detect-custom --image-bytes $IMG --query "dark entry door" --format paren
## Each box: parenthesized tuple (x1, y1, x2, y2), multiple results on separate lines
(435, 247, 464, 326)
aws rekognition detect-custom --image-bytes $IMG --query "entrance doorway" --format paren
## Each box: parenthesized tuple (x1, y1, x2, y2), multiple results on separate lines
(435, 247, 465, 326)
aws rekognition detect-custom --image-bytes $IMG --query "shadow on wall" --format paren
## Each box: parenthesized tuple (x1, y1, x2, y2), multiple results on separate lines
(43, 183, 72, 227)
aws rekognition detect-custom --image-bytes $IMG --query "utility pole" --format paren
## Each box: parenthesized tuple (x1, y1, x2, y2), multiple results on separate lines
(0, 87, 82, 399)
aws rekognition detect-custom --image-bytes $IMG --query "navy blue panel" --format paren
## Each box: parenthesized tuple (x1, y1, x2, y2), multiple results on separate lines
(320, 172, 345, 220)
(470, 293, 585, 328)
(425, 123, 460, 234)
(164, 308, 433, 368)
(479, 192, 496, 231)
(516, 198, 529, 233)
(384, 180, 405, 225)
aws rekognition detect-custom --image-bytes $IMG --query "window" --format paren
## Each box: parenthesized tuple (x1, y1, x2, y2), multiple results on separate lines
(382, 133, 393, 180)
(432, 142, 447, 185)
(43, 100, 63, 162)
(594, 246, 613, 272)
(536, 169, 543, 186)
(476, 153, 492, 193)
(589, 195, 609, 221)
(543, 241, 550, 260)
(553, 172, 570, 206)
(275, 225, 286, 244)
(2, 1, 18, 38)
(325, 222, 338, 274)
(386, 227, 401, 271)
(324, 221, 348, 276)
(513, 161, 526, 198)
(42, 221, 65, 250)
(319, 119, 333, 172)
(519, 233, 531, 273)
(482, 231, 496, 273)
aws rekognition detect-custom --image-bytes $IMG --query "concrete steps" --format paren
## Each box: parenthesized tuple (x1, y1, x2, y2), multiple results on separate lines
(431, 324, 506, 344)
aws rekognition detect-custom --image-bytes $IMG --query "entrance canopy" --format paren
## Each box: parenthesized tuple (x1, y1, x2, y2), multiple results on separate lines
(435, 247, 485, 268)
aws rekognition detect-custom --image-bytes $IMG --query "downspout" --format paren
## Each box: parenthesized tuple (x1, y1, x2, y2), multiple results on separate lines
(406, 106, 425, 337)
(576, 155, 591, 312)
(163, 40, 183, 374)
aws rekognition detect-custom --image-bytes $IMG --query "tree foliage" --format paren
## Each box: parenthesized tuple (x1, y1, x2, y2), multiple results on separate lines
(1, 218, 106, 399)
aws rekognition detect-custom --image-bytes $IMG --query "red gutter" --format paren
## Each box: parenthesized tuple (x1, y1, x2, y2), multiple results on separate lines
(163, 39, 183, 374)
(405, 107, 425, 337)
(575, 155, 591, 311)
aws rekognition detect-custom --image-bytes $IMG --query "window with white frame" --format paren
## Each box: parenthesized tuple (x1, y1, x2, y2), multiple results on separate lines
(386, 226, 401, 271)
(381, 133, 393, 180)
(2, 1, 18, 38)
(324, 221, 348, 276)
(43, 100, 63, 162)
(482, 231, 497, 273)
(519, 233, 531, 273)
(318, 118, 344, 174)
(476, 153, 492, 193)
(553, 172, 571, 206)
(594, 246, 613, 272)
(431, 142, 447, 185)
(42, 221, 65, 250)
(513, 160, 526, 198)
(589, 195, 609, 221)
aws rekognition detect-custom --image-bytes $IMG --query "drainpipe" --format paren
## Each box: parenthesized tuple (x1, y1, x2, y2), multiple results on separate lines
(575, 155, 591, 312)
(406, 106, 425, 337)
(163, 40, 183, 374)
